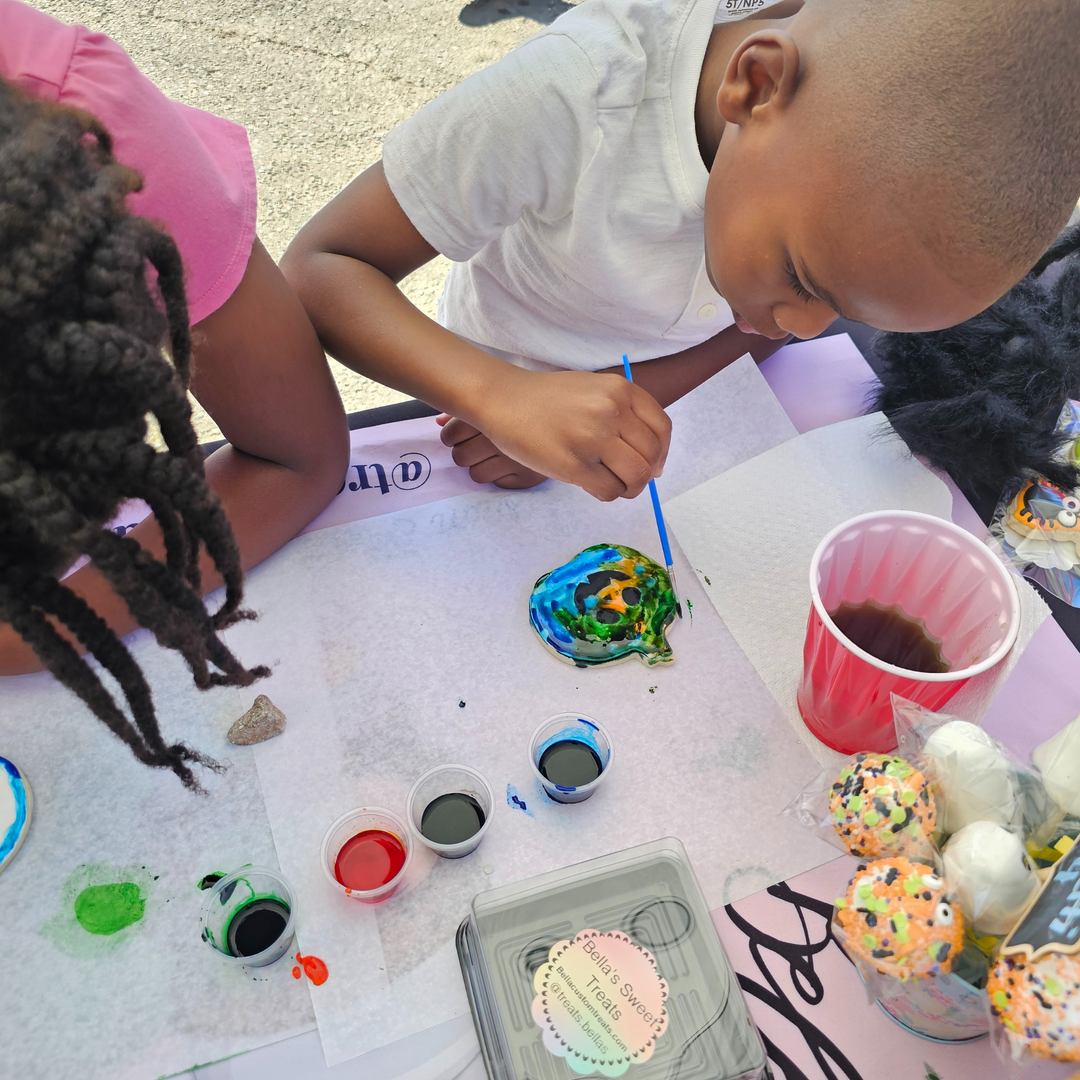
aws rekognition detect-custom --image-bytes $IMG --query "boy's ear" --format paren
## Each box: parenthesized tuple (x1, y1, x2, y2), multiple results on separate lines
(717, 30, 801, 127)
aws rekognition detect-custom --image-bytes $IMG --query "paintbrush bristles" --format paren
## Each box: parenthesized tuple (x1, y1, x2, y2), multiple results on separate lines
(668, 564, 683, 619)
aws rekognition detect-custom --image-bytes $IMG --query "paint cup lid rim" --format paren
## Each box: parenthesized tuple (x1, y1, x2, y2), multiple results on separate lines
(319, 805, 413, 898)
(199, 864, 296, 966)
(529, 713, 614, 796)
(406, 765, 495, 854)
(807, 510, 1021, 682)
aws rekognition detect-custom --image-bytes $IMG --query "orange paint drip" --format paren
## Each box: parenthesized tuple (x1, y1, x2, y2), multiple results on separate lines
(294, 951, 329, 986)
(291, 966, 301, 979)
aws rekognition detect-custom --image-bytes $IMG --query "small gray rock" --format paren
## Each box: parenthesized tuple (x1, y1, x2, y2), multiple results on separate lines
(228, 695, 286, 746)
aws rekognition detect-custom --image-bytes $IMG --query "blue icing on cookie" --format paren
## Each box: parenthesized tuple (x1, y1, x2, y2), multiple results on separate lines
(529, 544, 676, 667)
(0, 756, 32, 874)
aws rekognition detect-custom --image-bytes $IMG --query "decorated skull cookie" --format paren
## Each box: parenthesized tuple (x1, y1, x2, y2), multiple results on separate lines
(529, 544, 676, 667)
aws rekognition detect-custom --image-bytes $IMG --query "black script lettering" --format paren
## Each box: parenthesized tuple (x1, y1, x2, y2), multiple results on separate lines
(348, 463, 390, 494)
(392, 452, 431, 491)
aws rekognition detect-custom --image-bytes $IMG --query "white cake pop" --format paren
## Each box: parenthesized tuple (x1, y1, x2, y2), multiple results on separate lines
(922, 720, 1018, 835)
(1032, 713, 1080, 817)
(942, 821, 1040, 935)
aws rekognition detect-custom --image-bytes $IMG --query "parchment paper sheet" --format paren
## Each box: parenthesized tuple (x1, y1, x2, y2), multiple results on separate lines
(219, 357, 837, 1065)
(0, 635, 316, 1080)
(666, 413, 1049, 771)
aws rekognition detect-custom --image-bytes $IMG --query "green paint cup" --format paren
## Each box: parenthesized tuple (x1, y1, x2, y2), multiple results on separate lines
(198, 865, 296, 967)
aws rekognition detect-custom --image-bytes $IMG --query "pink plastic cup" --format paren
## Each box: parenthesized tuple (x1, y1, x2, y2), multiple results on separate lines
(798, 511, 1020, 754)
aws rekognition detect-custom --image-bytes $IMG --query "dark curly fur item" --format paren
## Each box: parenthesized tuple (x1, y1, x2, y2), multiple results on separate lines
(871, 224, 1080, 495)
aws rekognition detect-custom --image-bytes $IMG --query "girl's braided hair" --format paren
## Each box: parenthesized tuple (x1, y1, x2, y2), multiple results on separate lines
(871, 224, 1080, 497)
(0, 78, 268, 790)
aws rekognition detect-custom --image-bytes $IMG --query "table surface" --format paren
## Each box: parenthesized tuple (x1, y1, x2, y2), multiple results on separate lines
(160, 335, 1080, 1080)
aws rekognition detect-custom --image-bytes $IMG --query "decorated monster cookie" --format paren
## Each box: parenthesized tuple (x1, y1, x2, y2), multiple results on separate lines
(835, 857, 963, 979)
(829, 753, 936, 860)
(0, 756, 32, 875)
(529, 544, 676, 667)
(989, 952, 1080, 1061)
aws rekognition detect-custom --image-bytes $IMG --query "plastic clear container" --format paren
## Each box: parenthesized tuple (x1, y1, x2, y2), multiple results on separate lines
(198, 865, 296, 967)
(320, 806, 412, 903)
(799, 511, 1019, 754)
(529, 713, 613, 804)
(407, 764, 495, 859)
(457, 837, 769, 1080)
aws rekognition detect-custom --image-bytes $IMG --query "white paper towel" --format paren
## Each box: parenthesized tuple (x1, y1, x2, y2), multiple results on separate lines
(217, 357, 835, 1066)
(0, 637, 316, 1080)
(665, 413, 1049, 770)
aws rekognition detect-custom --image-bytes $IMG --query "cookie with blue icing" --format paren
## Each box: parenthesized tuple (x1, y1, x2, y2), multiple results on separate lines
(0, 756, 32, 875)
(529, 544, 676, 667)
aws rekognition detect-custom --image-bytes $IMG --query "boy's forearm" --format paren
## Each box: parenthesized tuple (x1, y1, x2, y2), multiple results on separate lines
(289, 250, 521, 429)
(601, 325, 788, 407)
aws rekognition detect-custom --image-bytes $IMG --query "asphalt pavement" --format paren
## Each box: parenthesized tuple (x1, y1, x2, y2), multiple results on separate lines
(36, 0, 564, 434)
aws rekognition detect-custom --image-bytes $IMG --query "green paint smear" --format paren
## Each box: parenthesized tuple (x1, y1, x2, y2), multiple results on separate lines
(74, 882, 145, 935)
(41, 862, 157, 958)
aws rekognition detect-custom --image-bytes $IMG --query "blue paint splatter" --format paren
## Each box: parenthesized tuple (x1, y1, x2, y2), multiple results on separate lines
(506, 784, 532, 816)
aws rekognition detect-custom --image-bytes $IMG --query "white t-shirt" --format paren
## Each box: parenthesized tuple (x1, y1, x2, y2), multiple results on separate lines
(383, 0, 770, 371)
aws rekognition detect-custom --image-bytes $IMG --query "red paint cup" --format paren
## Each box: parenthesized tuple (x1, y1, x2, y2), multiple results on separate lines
(798, 511, 1020, 754)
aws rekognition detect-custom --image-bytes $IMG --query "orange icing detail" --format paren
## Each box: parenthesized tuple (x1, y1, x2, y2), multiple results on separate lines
(291, 966, 301, 979)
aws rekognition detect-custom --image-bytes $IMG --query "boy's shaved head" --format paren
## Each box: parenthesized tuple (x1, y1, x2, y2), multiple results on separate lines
(802, 0, 1080, 277)
(701, 0, 1080, 339)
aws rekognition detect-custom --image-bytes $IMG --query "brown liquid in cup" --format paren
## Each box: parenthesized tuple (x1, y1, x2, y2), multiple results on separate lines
(829, 599, 950, 674)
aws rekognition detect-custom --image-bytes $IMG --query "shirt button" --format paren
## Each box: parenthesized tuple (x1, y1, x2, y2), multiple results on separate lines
(697, 303, 717, 320)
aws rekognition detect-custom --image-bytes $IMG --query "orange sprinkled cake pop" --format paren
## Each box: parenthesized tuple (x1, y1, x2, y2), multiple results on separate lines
(835, 857, 963, 979)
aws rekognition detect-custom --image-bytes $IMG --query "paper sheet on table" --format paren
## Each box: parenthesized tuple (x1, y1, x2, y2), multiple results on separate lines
(220, 357, 835, 1066)
(0, 635, 315, 1080)
(666, 413, 1049, 770)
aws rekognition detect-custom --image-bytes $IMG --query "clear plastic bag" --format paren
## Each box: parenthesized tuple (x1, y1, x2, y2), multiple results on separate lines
(891, 696, 1059, 847)
(1032, 711, 1080, 818)
(783, 750, 939, 862)
(990, 399, 1080, 606)
(987, 949, 1080, 1073)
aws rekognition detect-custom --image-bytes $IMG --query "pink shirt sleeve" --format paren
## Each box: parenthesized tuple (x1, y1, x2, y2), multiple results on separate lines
(0, 0, 257, 325)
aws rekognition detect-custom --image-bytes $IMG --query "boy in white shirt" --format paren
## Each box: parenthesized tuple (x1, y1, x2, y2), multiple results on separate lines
(283, 0, 1080, 502)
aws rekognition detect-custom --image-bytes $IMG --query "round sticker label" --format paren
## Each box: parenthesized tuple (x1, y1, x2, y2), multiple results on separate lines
(531, 928, 668, 1077)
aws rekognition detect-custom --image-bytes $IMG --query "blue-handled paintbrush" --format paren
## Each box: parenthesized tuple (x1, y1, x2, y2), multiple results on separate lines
(621, 354, 682, 619)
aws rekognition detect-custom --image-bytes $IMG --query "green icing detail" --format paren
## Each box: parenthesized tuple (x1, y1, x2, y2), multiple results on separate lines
(900, 789, 917, 805)
(834, 807, 846, 823)
(862, 933, 877, 950)
(838, 767, 854, 781)
(849, 795, 863, 813)
(890, 807, 907, 824)
(884, 759, 914, 780)
(892, 911, 910, 944)
(927, 940, 943, 960)
(875, 785, 891, 796)
(992, 991, 1009, 1009)
(835, 898, 848, 909)
(864, 810, 881, 827)
(74, 882, 145, 936)
(881, 829, 898, 845)
(857, 882, 874, 900)
(903, 874, 922, 895)
(1045, 977, 1064, 996)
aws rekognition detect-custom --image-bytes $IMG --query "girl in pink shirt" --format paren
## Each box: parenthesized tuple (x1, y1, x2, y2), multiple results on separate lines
(0, 1, 348, 778)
